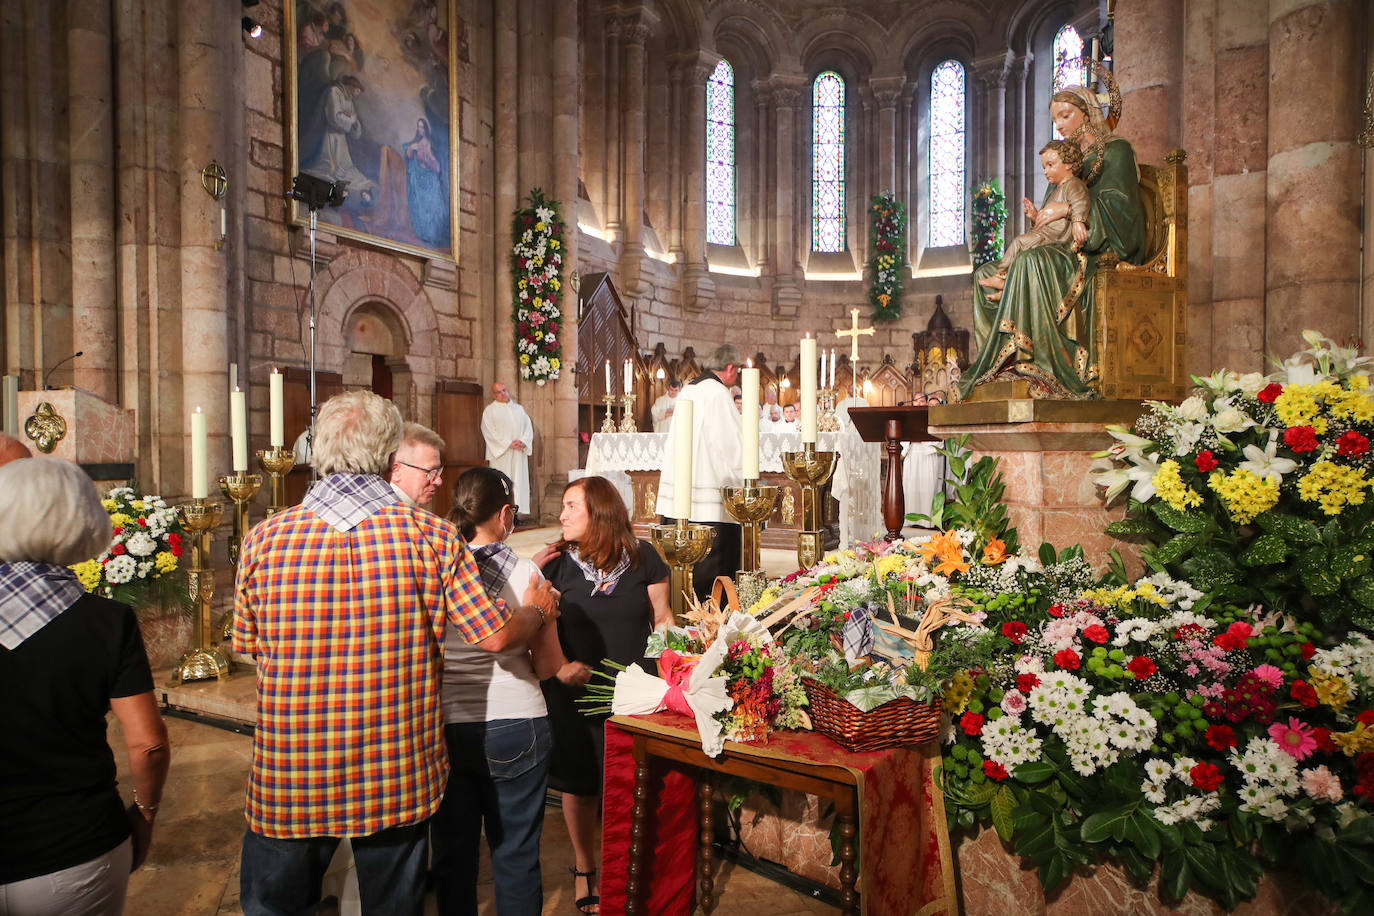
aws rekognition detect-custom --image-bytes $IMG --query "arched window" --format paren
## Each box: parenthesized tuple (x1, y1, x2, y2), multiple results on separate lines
(811, 71, 846, 252)
(928, 60, 966, 248)
(1053, 25, 1086, 92)
(706, 59, 736, 246)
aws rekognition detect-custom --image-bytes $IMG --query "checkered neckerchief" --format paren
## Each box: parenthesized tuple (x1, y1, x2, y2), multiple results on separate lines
(472, 542, 519, 598)
(302, 473, 399, 531)
(0, 562, 85, 649)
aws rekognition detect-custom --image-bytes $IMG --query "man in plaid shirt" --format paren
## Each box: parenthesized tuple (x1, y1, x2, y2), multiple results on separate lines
(233, 390, 559, 916)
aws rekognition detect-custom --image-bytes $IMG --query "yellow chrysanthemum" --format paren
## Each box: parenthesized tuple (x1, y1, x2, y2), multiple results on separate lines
(154, 551, 178, 574)
(549, 358, 561, 370)
(1326, 386, 1374, 423)
(1274, 384, 1329, 433)
(875, 553, 907, 580)
(100, 499, 117, 512)
(944, 670, 976, 715)
(1297, 460, 1370, 516)
(748, 585, 781, 615)
(109, 512, 135, 529)
(535, 221, 546, 232)
(519, 354, 530, 364)
(550, 240, 561, 250)
(1152, 460, 1203, 511)
(550, 278, 561, 291)
(71, 559, 103, 592)
(1309, 669, 1353, 710)
(131, 500, 146, 511)
(1206, 468, 1280, 525)
(1350, 375, 1369, 390)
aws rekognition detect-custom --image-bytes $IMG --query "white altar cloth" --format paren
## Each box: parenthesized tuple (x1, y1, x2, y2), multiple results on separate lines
(584, 430, 843, 476)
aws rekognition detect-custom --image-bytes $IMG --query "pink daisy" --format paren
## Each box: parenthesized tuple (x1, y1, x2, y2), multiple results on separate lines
(1251, 664, 1284, 689)
(1269, 717, 1318, 761)
(1000, 689, 1028, 717)
(1301, 765, 1344, 803)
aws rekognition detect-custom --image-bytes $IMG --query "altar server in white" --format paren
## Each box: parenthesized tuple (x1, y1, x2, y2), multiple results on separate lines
(481, 381, 535, 516)
(650, 378, 682, 432)
(655, 345, 743, 599)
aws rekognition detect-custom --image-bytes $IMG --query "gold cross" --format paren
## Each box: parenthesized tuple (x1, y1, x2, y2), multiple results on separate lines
(835, 307, 875, 363)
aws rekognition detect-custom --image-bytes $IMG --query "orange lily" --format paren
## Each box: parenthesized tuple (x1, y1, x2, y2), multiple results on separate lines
(982, 538, 1008, 565)
(918, 529, 970, 577)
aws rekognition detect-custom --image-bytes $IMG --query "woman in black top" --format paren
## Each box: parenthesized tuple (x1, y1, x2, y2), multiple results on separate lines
(537, 476, 671, 915)
(0, 457, 170, 915)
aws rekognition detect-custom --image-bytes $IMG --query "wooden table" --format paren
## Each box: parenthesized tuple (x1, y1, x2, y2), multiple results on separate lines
(612, 715, 861, 915)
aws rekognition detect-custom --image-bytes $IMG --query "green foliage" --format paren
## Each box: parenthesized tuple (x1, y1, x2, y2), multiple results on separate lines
(867, 192, 906, 321)
(905, 434, 1019, 556)
(970, 178, 1008, 269)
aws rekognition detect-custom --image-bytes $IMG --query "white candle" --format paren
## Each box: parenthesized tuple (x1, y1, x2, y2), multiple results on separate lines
(269, 368, 284, 447)
(818, 350, 827, 393)
(191, 407, 208, 498)
(2, 375, 17, 437)
(741, 365, 760, 480)
(604, 359, 612, 394)
(623, 358, 633, 396)
(830, 348, 837, 389)
(800, 335, 818, 443)
(230, 387, 248, 471)
(672, 400, 694, 519)
(220, 207, 227, 240)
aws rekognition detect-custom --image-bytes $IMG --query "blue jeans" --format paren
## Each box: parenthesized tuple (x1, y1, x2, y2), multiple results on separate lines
(431, 717, 553, 916)
(239, 821, 427, 916)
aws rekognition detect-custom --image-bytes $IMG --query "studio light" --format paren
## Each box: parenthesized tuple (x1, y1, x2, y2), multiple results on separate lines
(242, 16, 262, 38)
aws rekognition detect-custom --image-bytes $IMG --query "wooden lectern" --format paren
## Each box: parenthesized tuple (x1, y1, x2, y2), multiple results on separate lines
(846, 406, 937, 541)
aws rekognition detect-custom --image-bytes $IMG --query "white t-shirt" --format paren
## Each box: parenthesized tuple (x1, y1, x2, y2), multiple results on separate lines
(441, 556, 548, 723)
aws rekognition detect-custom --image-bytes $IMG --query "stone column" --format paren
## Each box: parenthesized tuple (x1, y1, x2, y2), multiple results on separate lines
(753, 80, 772, 277)
(177, 0, 232, 492)
(870, 76, 904, 195)
(602, 18, 622, 239)
(973, 53, 1010, 198)
(493, 0, 517, 387)
(1014, 54, 1033, 237)
(618, 20, 651, 295)
(1114, 0, 1184, 164)
(681, 52, 717, 311)
(1265, 0, 1363, 354)
(770, 77, 805, 316)
(899, 86, 914, 224)
(667, 65, 684, 260)
(67, 0, 118, 401)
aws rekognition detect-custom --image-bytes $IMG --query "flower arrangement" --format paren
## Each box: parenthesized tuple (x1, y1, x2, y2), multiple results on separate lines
(510, 188, 565, 385)
(970, 178, 1008, 269)
(70, 485, 188, 610)
(866, 191, 906, 322)
(1093, 331, 1374, 633)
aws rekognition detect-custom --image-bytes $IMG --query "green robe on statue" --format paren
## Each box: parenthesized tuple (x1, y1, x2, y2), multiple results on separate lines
(959, 136, 1147, 400)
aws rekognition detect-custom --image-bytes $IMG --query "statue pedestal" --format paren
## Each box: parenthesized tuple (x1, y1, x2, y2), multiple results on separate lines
(929, 400, 1146, 575)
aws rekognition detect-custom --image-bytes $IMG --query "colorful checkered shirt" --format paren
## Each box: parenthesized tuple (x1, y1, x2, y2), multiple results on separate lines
(232, 477, 510, 838)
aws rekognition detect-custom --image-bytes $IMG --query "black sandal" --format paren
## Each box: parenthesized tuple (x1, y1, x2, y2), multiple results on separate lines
(569, 866, 599, 914)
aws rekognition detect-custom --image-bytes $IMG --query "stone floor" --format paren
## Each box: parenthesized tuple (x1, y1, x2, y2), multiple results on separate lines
(126, 526, 837, 915)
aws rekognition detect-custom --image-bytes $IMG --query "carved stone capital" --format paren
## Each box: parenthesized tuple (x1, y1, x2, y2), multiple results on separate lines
(972, 50, 1013, 89)
(621, 22, 651, 47)
(869, 75, 906, 109)
(768, 75, 808, 109)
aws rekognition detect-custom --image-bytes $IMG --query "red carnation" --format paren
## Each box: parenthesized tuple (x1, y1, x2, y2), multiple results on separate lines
(1047, 603, 1066, 618)
(1195, 450, 1219, 473)
(1283, 426, 1320, 453)
(171, 545, 183, 557)
(1001, 621, 1028, 644)
(111, 543, 126, 555)
(1291, 681, 1319, 707)
(1313, 728, 1336, 753)
(960, 712, 985, 736)
(1082, 625, 1110, 644)
(1337, 431, 1370, 457)
(1190, 762, 1224, 791)
(1205, 724, 1237, 750)
(983, 760, 1009, 781)
(1213, 621, 1253, 651)
(166, 533, 181, 546)
(1016, 672, 1041, 692)
(138, 517, 148, 527)
(1358, 710, 1374, 726)
(1054, 648, 1081, 670)
(1300, 642, 1316, 660)
(111, 527, 123, 536)
(1127, 656, 1158, 680)
(1257, 383, 1283, 403)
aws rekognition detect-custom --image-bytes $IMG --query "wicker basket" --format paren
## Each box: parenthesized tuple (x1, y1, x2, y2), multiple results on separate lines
(802, 679, 942, 752)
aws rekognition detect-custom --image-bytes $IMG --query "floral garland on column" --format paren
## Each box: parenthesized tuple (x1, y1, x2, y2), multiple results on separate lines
(970, 178, 1008, 270)
(511, 189, 565, 385)
(867, 192, 906, 322)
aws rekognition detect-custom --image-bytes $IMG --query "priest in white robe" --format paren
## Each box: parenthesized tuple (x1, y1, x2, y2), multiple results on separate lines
(650, 378, 682, 432)
(480, 381, 535, 515)
(655, 346, 742, 599)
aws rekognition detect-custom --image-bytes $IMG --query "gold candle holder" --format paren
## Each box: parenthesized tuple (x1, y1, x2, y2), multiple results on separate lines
(618, 393, 638, 433)
(169, 499, 232, 686)
(818, 386, 841, 433)
(257, 446, 296, 515)
(780, 443, 837, 569)
(649, 518, 714, 620)
(217, 471, 261, 641)
(722, 480, 779, 574)
(601, 393, 618, 433)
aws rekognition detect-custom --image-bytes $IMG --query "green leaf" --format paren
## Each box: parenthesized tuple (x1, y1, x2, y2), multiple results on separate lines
(1151, 532, 1202, 567)
(1080, 804, 1136, 845)
(1182, 843, 1223, 893)
(1297, 546, 1342, 596)
(1239, 533, 1289, 567)
(1123, 811, 1162, 860)
(1040, 852, 1072, 891)
(1116, 846, 1154, 885)
(1014, 761, 1058, 785)
(1159, 849, 1191, 902)
(1150, 501, 1209, 532)
(961, 783, 997, 807)
(1324, 519, 1343, 548)
(1039, 542, 1058, 566)
(1256, 511, 1322, 545)
(990, 785, 1016, 843)
(1181, 547, 1240, 584)
(1104, 518, 1162, 537)
(1332, 545, 1374, 580)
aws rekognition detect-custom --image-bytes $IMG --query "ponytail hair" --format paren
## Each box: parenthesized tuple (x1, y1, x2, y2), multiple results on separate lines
(447, 467, 515, 540)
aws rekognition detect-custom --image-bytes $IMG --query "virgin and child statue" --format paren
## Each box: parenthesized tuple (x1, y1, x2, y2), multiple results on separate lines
(958, 84, 1148, 401)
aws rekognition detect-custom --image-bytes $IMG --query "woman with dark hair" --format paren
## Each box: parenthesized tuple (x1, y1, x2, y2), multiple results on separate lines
(432, 466, 562, 916)
(536, 476, 672, 915)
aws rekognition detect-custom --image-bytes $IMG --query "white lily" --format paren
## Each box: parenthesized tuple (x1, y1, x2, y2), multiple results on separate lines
(1092, 465, 1133, 502)
(1238, 430, 1299, 484)
(1095, 425, 1154, 461)
(1193, 369, 1240, 396)
(1126, 453, 1162, 502)
(1173, 421, 1207, 456)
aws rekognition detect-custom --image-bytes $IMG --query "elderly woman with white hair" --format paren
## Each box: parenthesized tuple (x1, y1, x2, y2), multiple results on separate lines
(0, 457, 170, 915)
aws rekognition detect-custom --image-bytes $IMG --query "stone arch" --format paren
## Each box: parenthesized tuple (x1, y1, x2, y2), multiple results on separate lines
(799, 27, 878, 86)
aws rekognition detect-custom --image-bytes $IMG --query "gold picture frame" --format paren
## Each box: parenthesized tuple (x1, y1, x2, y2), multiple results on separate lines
(285, 0, 459, 263)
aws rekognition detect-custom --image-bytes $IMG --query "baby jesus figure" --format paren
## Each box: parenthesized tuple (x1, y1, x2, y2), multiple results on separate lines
(978, 139, 1090, 302)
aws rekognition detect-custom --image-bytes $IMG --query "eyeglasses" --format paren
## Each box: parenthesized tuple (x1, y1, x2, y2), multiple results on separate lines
(397, 460, 443, 480)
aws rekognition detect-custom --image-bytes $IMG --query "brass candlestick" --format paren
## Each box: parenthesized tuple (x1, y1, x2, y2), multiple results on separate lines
(257, 446, 296, 515)
(601, 393, 618, 433)
(722, 480, 779, 574)
(618, 393, 638, 433)
(649, 518, 715, 620)
(169, 498, 232, 686)
(781, 443, 837, 570)
(217, 471, 261, 641)
(818, 387, 841, 432)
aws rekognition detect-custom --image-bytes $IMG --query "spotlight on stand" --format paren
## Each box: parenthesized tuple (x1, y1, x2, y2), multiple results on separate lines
(242, 16, 262, 38)
(288, 173, 347, 212)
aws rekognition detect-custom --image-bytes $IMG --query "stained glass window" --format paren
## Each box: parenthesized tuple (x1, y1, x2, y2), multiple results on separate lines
(928, 60, 966, 248)
(706, 59, 736, 246)
(812, 71, 846, 252)
(1053, 25, 1086, 93)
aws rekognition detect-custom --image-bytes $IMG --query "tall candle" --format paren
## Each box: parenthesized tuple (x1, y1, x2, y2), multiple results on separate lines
(830, 348, 837, 389)
(818, 350, 827, 393)
(230, 387, 248, 471)
(191, 407, 208, 498)
(672, 400, 694, 519)
(269, 368, 284, 447)
(800, 335, 818, 443)
(604, 358, 612, 394)
(623, 358, 633, 396)
(741, 365, 760, 480)
(2, 375, 17, 437)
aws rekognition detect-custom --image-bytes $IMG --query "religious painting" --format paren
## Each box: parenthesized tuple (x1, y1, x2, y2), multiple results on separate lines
(286, 0, 458, 261)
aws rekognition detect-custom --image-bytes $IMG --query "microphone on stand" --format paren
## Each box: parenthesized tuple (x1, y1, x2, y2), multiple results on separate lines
(43, 351, 84, 390)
